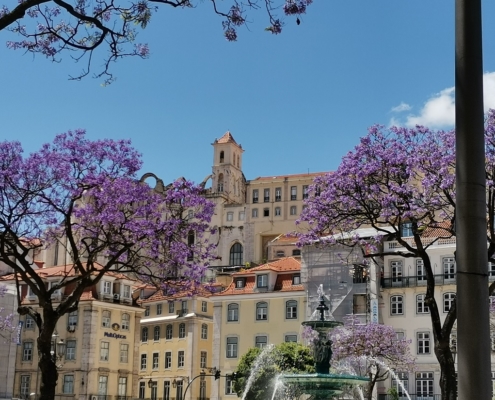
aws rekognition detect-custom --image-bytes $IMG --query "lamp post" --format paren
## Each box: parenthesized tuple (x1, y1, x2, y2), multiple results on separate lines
(50, 331, 66, 367)
(181, 369, 238, 400)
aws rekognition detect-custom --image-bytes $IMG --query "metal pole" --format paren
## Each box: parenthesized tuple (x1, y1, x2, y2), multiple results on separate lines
(455, 0, 491, 398)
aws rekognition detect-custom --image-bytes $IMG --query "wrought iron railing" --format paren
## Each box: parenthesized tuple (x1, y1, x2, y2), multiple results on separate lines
(381, 274, 456, 288)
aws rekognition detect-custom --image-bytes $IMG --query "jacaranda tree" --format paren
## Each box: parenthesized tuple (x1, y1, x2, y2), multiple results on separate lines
(0, 129, 216, 400)
(298, 115, 471, 400)
(0, 0, 314, 84)
(329, 317, 415, 400)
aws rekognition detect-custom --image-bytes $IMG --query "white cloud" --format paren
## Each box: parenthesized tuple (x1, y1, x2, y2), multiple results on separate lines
(391, 102, 412, 113)
(394, 71, 495, 128)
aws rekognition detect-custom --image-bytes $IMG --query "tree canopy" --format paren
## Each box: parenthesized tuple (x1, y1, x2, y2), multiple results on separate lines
(0, 0, 314, 84)
(234, 342, 315, 400)
(0, 130, 216, 400)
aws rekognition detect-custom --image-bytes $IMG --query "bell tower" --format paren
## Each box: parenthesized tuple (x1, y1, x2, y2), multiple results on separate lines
(212, 131, 245, 204)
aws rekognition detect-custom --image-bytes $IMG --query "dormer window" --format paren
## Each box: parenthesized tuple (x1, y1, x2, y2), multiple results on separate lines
(292, 274, 301, 285)
(102, 281, 112, 295)
(123, 285, 131, 298)
(257, 274, 268, 288)
(400, 222, 413, 237)
(235, 279, 245, 289)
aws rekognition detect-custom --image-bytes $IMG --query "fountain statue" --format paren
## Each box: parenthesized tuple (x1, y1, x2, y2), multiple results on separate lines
(278, 285, 369, 399)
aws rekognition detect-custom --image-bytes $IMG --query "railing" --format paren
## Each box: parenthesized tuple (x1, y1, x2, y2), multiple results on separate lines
(381, 274, 456, 288)
(378, 394, 441, 400)
(386, 237, 456, 250)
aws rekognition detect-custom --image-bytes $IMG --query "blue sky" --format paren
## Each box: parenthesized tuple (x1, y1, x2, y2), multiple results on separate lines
(2, 1, 495, 185)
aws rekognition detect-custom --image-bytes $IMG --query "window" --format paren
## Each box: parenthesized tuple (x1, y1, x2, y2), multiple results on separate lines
(391, 372, 408, 398)
(226, 337, 238, 358)
(263, 208, 270, 217)
(227, 212, 234, 221)
(275, 207, 281, 216)
(264, 188, 270, 202)
(443, 257, 456, 280)
(120, 343, 129, 363)
(239, 211, 245, 221)
(218, 173, 224, 192)
(152, 352, 159, 369)
(169, 302, 175, 313)
(100, 341, 110, 361)
(444, 292, 456, 313)
(257, 274, 268, 288)
(141, 327, 148, 342)
(286, 300, 297, 319)
(417, 259, 426, 281)
(65, 340, 76, 360)
(416, 372, 434, 397)
(400, 222, 413, 237)
(252, 208, 258, 218)
(276, 250, 285, 257)
(292, 274, 301, 285)
(219, 151, 224, 163)
(303, 185, 309, 199)
(391, 260, 403, 285)
(291, 186, 297, 200)
(20, 375, 30, 398)
(255, 335, 267, 349)
(202, 301, 207, 312)
(292, 249, 301, 256)
(417, 294, 429, 314)
(199, 380, 206, 400)
(285, 334, 298, 342)
(22, 341, 33, 361)
(252, 189, 259, 203)
(275, 187, 282, 201)
(178, 350, 185, 368)
(201, 323, 208, 339)
(102, 310, 111, 328)
(121, 313, 130, 330)
(166, 324, 173, 340)
(235, 279, 245, 288)
(228, 303, 239, 321)
(118, 377, 127, 398)
(390, 295, 404, 315)
(98, 376, 108, 397)
(179, 323, 186, 338)
(102, 281, 112, 295)
(156, 303, 162, 315)
(68, 310, 78, 328)
(151, 381, 158, 400)
(176, 380, 183, 400)
(25, 315, 34, 330)
(154, 326, 160, 341)
(225, 375, 236, 395)
(123, 284, 131, 299)
(230, 243, 243, 266)
(164, 381, 171, 400)
(144, 306, 150, 317)
(62, 375, 74, 394)
(490, 262, 495, 277)
(140, 354, 147, 370)
(165, 351, 172, 368)
(417, 332, 430, 354)
(256, 302, 268, 320)
(139, 382, 146, 399)
(290, 206, 297, 216)
(200, 351, 207, 368)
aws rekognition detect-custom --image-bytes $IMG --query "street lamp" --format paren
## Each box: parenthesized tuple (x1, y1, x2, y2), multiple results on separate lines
(50, 331, 66, 366)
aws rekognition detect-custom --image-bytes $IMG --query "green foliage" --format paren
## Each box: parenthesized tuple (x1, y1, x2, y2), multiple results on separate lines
(233, 342, 315, 400)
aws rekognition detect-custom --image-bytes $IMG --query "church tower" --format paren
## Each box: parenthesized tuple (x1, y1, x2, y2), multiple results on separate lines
(212, 131, 245, 204)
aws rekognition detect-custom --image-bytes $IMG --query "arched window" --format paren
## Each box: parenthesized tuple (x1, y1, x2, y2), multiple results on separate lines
(141, 327, 148, 342)
(220, 151, 224, 163)
(166, 324, 173, 340)
(230, 243, 243, 266)
(201, 324, 208, 339)
(227, 303, 239, 322)
(256, 302, 268, 321)
(179, 323, 186, 338)
(218, 173, 224, 193)
(153, 326, 160, 341)
(121, 313, 130, 330)
(286, 300, 297, 319)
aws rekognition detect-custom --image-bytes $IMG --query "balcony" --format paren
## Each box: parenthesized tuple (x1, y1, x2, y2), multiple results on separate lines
(381, 275, 455, 288)
(176, 309, 188, 317)
(386, 237, 456, 250)
(378, 395, 441, 400)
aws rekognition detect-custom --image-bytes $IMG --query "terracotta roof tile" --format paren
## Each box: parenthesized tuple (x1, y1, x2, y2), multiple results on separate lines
(235, 257, 300, 275)
(139, 285, 217, 303)
(250, 172, 330, 182)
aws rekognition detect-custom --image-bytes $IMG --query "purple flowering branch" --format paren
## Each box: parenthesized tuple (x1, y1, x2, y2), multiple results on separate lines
(0, 0, 314, 83)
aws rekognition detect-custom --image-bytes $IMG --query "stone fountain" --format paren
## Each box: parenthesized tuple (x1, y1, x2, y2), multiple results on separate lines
(278, 285, 369, 399)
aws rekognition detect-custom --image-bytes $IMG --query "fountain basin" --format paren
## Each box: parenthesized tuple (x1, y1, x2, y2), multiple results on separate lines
(279, 373, 369, 396)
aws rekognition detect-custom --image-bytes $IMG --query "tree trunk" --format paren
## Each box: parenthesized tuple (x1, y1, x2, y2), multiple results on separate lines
(435, 339, 457, 400)
(37, 309, 60, 400)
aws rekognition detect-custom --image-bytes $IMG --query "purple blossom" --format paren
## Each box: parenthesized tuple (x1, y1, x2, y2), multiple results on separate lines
(224, 27, 237, 42)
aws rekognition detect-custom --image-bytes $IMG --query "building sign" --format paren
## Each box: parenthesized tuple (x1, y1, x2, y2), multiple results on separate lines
(104, 331, 127, 339)
(16, 321, 23, 345)
(370, 298, 379, 323)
